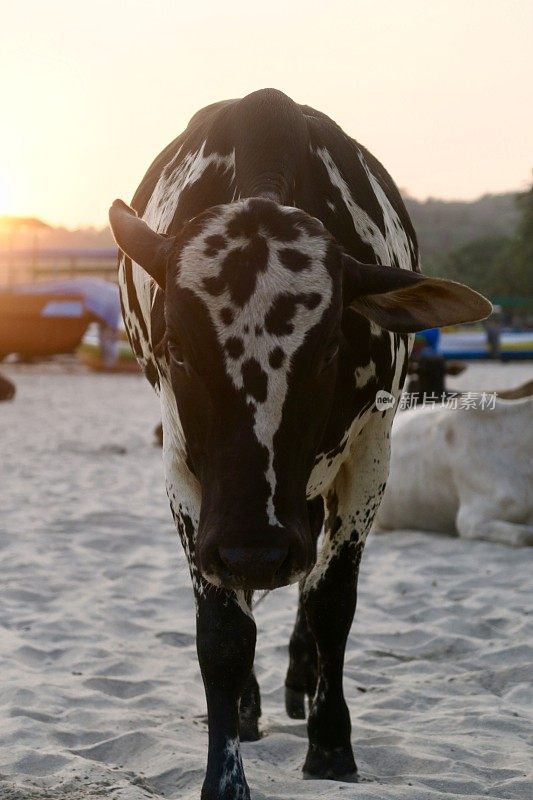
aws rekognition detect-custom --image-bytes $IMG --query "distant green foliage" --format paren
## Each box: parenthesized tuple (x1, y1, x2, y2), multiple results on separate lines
(514, 178, 533, 297)
(411, 180, 532, 301)
(434, 235, 522, 297)
(404, 192, 520, 264)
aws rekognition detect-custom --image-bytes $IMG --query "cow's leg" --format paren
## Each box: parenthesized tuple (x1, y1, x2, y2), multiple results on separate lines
(302, 532, 363, 780)
(285, 595, 318, 719)
(237, 590, 261, 742)
(301, 417, 391, 781)
(197, 587, 256, 800)
(285, 498, 324, 719)
(458, 514, 533, 546)
(166, 476, 256, 800)
(239, 667, 261, 741)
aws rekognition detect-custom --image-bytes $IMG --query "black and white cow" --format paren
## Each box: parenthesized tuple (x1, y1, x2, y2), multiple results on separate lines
(109, 89, 490, 799)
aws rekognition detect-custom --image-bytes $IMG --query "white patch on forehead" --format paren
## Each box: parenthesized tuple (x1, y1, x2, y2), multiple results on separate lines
(177, 201, 333, 525)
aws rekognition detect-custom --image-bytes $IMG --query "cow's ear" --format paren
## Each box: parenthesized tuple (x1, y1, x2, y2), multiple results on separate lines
(342, 254, 492, 333)
(109, 199, 175, 290)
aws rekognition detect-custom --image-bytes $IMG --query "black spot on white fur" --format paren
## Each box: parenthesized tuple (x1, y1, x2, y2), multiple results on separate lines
(279, 248, 311, 271)
(220, 307, 234, 326)
(226, 337, 244, 359)
(265, 292, 321, 336)
(228, 200, 302, 242)
(241, 358, 268, 403)
(203, 235, 269, 307)
(269, 347, 285, 369)
(204, 234, 227, 256)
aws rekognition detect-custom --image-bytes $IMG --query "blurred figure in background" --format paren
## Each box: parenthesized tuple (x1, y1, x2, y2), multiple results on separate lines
(485, 305, 503, 360)
(0, 370, 15, 401)
(98, 322, 119, 369)
(407, 327, 446, 399)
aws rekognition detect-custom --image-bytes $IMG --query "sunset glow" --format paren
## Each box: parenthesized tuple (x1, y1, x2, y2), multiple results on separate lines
(0, 177, 10, 216)
(1, 0, 532, 228)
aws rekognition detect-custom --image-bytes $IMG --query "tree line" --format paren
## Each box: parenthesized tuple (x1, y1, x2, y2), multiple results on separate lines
(407, 178, 533, 306)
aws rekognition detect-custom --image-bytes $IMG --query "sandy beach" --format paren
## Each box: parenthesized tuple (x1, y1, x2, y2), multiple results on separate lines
(1, 360, 532, 800)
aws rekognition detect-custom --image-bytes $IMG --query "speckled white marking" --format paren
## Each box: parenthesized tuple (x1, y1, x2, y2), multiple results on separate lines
(219, 736, 247, 797)
(357, 150, 414, 272)
(316, 146, 390, 266)
(354, 360, 376, 388)
(317, 145, 416, 274)
(305, 412, 393, 594)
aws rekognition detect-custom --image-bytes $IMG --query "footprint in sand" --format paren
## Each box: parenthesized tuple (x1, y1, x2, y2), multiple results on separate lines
(156, 631, 195, 647)
(83, 677, 160, 699)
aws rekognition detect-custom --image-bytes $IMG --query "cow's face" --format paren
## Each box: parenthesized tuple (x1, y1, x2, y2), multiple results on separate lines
(110, 197, 491, 590)
(164, 200, 342, 589)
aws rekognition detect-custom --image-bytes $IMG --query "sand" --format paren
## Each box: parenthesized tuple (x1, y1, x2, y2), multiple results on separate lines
(0, 360, 532, 800)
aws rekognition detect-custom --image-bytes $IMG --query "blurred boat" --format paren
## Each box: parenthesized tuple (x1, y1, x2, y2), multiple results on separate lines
(0, 291, 93, 359)
(77, 322, 140, 373)
(440, 329, 533, 360)
(0, 277, 122, 361)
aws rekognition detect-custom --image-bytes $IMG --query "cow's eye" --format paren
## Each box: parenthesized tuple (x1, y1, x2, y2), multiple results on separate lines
(168, 340, 185, 367)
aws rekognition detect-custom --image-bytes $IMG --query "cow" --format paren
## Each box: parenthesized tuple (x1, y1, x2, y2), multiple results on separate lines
(403, 365, 533, 409)
(497, 378, 533, 400)
(375, 397, 533, 546)
(108, 89, 491, 799)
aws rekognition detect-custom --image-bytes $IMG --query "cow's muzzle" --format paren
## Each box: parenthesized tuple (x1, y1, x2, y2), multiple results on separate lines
(197, 528, 311, 590)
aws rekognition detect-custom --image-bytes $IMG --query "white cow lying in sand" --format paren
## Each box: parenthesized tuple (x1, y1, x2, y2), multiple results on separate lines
(376, 397, 533, 546)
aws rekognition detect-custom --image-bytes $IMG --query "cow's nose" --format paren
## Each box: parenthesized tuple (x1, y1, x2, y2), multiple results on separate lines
(217, 546, 290, 590)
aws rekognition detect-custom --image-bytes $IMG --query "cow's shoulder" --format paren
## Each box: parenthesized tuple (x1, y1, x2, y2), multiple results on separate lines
(356, 142, 419, 269)
(130, 99, 238, 227)
(297, 108, 418, 272)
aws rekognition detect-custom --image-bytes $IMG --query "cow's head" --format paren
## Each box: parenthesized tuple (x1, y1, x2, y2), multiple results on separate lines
(110, 197, 491, 590)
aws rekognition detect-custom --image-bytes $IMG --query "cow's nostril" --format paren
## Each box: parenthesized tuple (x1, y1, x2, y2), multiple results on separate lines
(218, 546, 288, 571)
(217, 546, 289, 588)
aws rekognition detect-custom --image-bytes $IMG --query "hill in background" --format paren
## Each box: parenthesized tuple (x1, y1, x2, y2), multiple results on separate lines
(404, 192, 519, 266)
(0, 192, 521, 267)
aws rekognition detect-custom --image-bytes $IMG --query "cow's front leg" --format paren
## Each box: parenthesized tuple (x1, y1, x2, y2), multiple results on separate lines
(285, 497, 323, 719)
(301, 532, 363, 781)
(197, 588, 256, 800)
(285, 589, 318, 719)
(301, 418, 392, 781)
(239, 668, 261, 742)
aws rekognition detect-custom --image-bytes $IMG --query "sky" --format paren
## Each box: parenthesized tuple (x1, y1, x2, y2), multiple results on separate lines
(0, 0, 532, 228)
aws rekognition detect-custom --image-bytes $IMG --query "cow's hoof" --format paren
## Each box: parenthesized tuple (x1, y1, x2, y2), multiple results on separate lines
(303, 743, 358, 782)
(285, 686, 306, 719)
(239, 713, 261, 742)
(201, 779, 251, 800)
